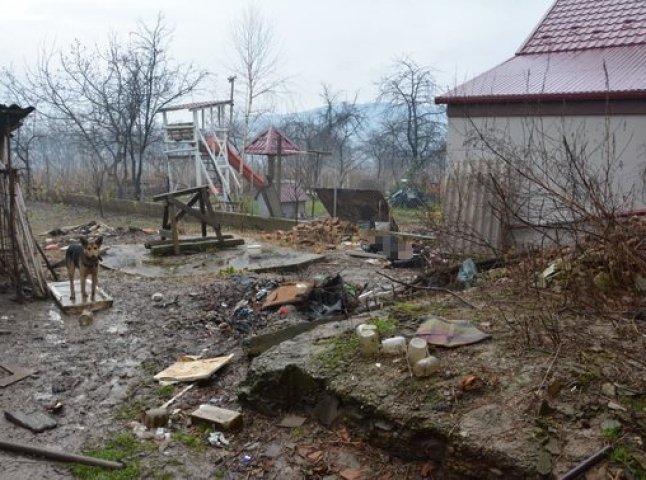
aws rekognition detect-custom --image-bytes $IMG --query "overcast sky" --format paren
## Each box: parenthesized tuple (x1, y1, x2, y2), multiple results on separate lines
(2, 0, 555, 112)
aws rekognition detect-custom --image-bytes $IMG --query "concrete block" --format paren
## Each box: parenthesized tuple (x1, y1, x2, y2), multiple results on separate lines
(5, 411, 58, 433)
(190, 404, 242, 431)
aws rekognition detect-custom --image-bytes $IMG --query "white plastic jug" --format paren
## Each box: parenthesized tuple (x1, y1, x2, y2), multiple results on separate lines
(407, 337, 428, 365)
(381, 336, 407, 354)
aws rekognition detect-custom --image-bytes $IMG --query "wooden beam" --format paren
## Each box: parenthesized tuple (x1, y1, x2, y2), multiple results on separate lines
(144, 235, 234, 249)
(169, 202, 179, 255)
(150, 238, 244, 256)
(173, 192, 201, 223)
(167, 196, 219, 231)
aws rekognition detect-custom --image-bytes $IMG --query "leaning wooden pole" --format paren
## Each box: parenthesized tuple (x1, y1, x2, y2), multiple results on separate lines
(0, 439, 125, 470)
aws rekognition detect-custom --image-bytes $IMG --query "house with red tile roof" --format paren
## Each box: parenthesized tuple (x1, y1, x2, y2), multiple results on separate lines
(436, 0, 646, 251)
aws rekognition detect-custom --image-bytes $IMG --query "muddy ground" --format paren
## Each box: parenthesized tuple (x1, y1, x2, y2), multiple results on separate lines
(0, 201, 423, 479)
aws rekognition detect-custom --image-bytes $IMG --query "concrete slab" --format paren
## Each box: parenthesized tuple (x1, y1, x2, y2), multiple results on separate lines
(5, 411, 58, 433)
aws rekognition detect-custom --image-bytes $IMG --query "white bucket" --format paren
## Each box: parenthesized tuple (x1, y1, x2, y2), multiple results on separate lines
(407, 337, 428, 365)
(357, 328, 379, 355)
(412, 356, 440, 377)
(381, 336, 407, 354)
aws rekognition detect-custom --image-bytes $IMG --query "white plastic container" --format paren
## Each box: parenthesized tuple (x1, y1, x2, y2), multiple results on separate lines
(407, 338, 429, 365)
(381, 336, 407, 354)
(412, 356, 440, 377)
(358, 329, 379, 355)
(356, 323, 378, 336)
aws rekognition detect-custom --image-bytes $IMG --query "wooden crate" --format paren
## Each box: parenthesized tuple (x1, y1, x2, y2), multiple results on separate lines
(47, 280, 113, 314)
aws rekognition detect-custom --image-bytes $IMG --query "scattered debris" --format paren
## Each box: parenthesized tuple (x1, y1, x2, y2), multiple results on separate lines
(190, 404, 242, 432)
(153, 355, 234, 383)
(207, 431, 229, 447)
(0, 364, 34, 388)
(78, 309, 93, 327)
(457, 258, 477, 286)
(415, 315, 491, 347)
(262, 218, 359, 248)
(261, 282, 315, 309)
(4, 410, 58, 433)
(143, 408, 169, 429)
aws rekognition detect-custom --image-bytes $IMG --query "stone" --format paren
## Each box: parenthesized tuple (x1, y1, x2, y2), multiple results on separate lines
(278, 414, 306, 428)
(601, 383, 616, 397)
(600, 419, 621, 433)
(152, 292, 164, 302)
(313, 393, 339, 427)
(4, 411, 57, 433)
(262, 442, 282, 459)
(143, 408, 169, 429)
(190, 404, 242, 431)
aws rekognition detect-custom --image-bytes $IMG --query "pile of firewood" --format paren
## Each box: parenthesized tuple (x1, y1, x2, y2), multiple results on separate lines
(262, 218, 359, 248)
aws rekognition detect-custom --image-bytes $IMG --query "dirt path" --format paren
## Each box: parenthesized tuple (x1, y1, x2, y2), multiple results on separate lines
(0, 201, 419, 479)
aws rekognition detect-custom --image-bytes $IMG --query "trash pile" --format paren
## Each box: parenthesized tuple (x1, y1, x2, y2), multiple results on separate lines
(261, 218, 359, 248)
(46, 220, 116, 237)
(199, 274, 360, 335)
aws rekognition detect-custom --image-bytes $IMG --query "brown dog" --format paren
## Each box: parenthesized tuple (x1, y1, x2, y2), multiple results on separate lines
(66, 236, 103, 302)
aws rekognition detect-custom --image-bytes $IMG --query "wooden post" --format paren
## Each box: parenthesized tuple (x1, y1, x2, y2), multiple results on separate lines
(168, 201, 179, 255)
(199, 190, 207, 237)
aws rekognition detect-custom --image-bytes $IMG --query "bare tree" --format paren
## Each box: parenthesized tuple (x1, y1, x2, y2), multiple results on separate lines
(319, 85, 365, 188)
(378, 56, 446, 178)
(2, 14, 206, 206)
(230, 5, 285, 154)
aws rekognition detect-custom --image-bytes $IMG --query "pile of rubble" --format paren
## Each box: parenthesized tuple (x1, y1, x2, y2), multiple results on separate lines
(262, 218, 359, 248)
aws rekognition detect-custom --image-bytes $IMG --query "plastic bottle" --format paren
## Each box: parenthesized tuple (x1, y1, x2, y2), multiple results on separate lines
(412, 356, 440, 377)
(407, 337, 428, 364)
(381, 336, 407, 354)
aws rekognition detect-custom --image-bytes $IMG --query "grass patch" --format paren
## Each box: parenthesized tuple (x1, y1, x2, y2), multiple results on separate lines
(290, 426, 305, 439)
(369, 318, 398, 337)
(115, 399, 147, 421)
(609, 446, 646, 479)
(154, 384, 176, 400)
(71, 433, 154, 480)
(316, 334, 359, 370)
(172, 431, 205, 452)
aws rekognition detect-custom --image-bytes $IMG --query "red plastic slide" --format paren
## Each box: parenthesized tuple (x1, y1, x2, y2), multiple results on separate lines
(204, 136, 265, 188)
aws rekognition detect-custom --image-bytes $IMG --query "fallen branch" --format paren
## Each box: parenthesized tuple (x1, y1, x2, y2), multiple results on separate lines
(377, 272, 480, 310)
(536, 342, 563, 397)
(559, 445, 612, 480)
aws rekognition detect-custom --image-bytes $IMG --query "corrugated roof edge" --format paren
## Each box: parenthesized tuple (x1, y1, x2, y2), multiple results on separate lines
(435, 89, 646, 105)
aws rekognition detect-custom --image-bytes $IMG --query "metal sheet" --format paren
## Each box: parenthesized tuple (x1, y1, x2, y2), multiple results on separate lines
(315, 188, 391, 223)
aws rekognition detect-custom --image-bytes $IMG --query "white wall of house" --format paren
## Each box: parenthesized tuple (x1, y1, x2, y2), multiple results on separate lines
(447, 114, 646, 207)
(443, 113, 646, 250)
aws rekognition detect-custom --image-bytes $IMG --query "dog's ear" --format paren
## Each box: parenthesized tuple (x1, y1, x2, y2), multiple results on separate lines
(95, 236, 103, 247)
(80, 236, 88, 247)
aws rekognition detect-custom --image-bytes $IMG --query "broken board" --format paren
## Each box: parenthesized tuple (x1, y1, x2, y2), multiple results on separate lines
(154, 355, 234, 383)
(47, 280, 113, 314)
(0, 364, 34, 388)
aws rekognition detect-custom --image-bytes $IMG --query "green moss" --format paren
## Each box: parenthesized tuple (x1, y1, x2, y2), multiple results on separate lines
(316, 334, 360, 370)
(71, 433, 154, 480)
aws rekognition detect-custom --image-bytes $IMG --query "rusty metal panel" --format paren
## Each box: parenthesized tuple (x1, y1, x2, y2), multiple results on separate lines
(315, 188, 391, 223)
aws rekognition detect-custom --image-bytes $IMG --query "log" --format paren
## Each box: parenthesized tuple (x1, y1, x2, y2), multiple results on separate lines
(0, 439, 124, 470)
(144, 235, 234, 249)
(150, 238, 245, 256)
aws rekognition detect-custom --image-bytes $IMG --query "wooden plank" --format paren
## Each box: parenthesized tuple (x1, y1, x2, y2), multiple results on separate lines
(152, 185, 208, 201)
(47, 280, 113, 314)
(149, 238, 245, 256)
(201, 189, 223, 240)
(144, 235, 234, 249)
(199, 192, 207, 237)
(162, 203, 169, 231)
(167, 196, 219, 230)
(173, 192, 201, 224)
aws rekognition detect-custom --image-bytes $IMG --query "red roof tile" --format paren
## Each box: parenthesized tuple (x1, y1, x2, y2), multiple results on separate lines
(436, 44, 646, 104)
(519, 0, 646, 54)
(244, 126, 304, 156)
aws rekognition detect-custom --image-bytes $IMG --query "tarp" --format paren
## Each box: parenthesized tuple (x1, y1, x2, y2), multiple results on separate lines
(415, 315, 491, 347)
